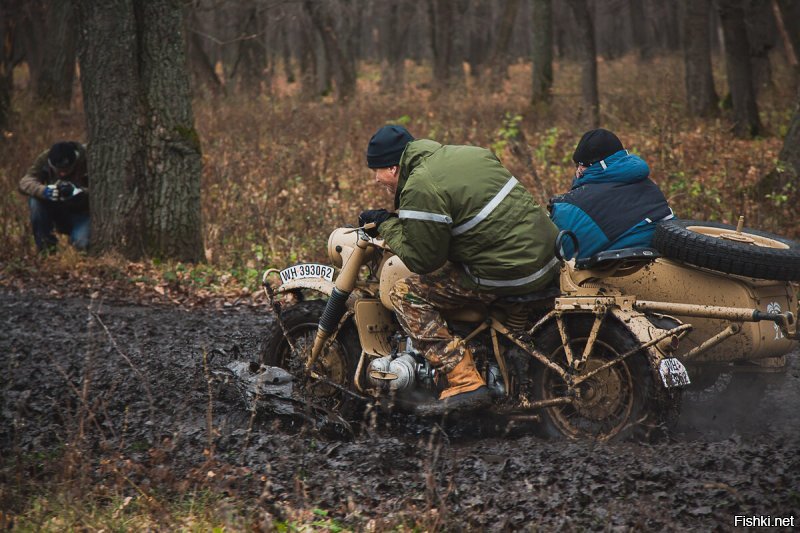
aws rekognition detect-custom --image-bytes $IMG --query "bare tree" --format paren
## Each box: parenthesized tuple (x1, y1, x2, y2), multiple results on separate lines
(489, 0, 522, 86)
(0, 3, 16, 130)
(230, 6, 268, 93)
(681, 0, 718, 116)
(777, 99, 800, 181)
(629, 0, 653, 60)
(76, 0, 203, 261)
(745, 0, 777, 95)
(429, 0, 457, 90)
(303, 0, 356, 101)
(33, 0, 77, 106)
(774, 0, 799, 74)
(379, 1, 413, 92)
(566, 0, 599, 128)
(531, 0, 553, 105)
(717, 0, 762, 137)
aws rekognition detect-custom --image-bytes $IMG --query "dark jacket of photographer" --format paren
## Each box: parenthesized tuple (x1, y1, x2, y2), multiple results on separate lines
(19, 142, 89, 212)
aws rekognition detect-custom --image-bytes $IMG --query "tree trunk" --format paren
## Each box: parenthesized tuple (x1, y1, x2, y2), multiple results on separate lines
(752, 95, 800, 202)
(0, 5, 15, 131)
(745, 0, 776, 95)
(429, 0, 456, 90)
(777, 97, 800, 178)
(531, 0, 553, 104)
(629, 0, 653, 60)
(774, 0, 799, 72)
(182, 3, 224, 96)
(303, 0, 356, 102)
(466, 0, 492, 80)
(231, 6, 267, 93)
(489, 0, 522, 86)
(380, 1, 411, 92)
(717, 0, 762, 138)
(566, 0, 599, 128)
(34, 0, 77, 106)
(681, 0, 719, 116)
(77, 0, 203, 261)
(298, 18, 321, 99)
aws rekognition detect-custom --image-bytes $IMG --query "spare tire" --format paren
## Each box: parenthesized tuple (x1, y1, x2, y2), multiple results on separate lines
(652, 219, 800, 281)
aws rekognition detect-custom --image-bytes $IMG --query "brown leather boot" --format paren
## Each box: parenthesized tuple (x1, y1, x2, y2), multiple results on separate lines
(436, 345, 491, 412)
(411, 341, 491, 417)
(440, 346, 486, 399)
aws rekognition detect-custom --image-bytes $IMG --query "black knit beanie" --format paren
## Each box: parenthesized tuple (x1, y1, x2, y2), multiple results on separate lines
(48, 142, 79, 170)
(366, 125, 414, 168)
(572, 129, 624, 166)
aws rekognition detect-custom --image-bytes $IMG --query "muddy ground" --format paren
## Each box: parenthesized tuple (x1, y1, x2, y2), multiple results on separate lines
(1, 288, 799, 530)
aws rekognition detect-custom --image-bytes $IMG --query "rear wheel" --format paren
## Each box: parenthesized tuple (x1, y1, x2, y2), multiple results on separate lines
(530, 315, 669, 441)
(259, 300, 362, 410)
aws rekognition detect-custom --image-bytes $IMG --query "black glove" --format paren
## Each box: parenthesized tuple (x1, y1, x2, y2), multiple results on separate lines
(358, 209, 396, 238)
(57, 181, 76, 198)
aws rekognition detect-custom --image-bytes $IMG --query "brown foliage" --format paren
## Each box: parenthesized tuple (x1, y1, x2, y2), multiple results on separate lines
(0, 55, 797, 299)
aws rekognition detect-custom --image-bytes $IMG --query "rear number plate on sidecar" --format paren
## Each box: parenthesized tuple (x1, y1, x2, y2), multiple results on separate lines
(280, 263, 334, 283)
(658, 358, 691, 388)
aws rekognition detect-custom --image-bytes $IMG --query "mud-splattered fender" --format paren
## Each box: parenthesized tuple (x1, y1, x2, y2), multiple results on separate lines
(609, 307, 686, 385)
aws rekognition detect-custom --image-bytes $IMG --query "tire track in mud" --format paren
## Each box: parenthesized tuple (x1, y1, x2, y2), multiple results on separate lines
(1, 289, 798, 530)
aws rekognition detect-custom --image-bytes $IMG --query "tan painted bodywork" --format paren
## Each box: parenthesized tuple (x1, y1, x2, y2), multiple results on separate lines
(605, 259, 797, 362)
(354, 299, 395, 356)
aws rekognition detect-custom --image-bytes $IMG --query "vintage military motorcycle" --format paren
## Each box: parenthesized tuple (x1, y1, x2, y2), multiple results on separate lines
(260, 220, 799, 441)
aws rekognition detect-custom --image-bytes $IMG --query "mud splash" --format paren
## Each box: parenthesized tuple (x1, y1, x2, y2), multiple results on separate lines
(1, 289, 798, 530)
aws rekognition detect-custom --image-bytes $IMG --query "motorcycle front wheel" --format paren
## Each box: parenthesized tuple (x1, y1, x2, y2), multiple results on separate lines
(530, 315, 665, 441)
(259, 300, 362, 409)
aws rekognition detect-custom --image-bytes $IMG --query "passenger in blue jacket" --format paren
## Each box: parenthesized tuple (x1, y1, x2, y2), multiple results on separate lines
(549, 129, 673, 259)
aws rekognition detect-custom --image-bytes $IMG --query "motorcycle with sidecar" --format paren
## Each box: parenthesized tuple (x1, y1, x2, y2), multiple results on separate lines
(259, 218, 800, 440)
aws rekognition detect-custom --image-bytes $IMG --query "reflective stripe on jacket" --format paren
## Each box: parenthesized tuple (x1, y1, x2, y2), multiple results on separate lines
(378, 139, 559, 295)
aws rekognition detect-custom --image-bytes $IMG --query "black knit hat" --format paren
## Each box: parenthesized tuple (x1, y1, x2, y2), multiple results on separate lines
(572, 129, 624, 166)
(366, 125, 414, 168)
(48, 142, 79, 170)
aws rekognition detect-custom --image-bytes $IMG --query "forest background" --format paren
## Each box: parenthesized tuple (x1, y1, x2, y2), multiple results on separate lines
(0, 0, 798, 302)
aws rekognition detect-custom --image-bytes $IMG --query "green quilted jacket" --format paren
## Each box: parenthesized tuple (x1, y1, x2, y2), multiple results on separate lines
(379, 139, 559, 295)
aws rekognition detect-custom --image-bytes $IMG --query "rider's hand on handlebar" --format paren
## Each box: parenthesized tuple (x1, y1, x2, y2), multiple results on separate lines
(358, 209, 396, 238)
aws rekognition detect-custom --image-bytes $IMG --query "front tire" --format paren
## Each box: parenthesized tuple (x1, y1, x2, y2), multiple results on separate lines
(530, 315, 666, 441)
(259, 300, 362, 409)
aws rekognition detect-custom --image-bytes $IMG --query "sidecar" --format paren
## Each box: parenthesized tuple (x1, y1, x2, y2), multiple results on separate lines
(602, 219, 800, 385)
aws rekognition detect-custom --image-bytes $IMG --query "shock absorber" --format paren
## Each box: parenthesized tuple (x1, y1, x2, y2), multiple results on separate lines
(503, 303, 528, 331)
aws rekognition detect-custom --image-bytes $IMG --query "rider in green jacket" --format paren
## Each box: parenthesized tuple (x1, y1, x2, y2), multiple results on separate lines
(359, 125, 559, 411)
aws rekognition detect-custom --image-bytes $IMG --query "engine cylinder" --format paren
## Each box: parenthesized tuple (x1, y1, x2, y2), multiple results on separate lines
(367, 354, 418, 391)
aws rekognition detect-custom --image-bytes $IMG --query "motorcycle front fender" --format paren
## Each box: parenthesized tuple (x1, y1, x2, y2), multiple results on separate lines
(274, 277, 336, 298)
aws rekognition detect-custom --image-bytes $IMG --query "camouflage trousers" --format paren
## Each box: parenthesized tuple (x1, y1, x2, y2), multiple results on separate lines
(389, 264, 497, 373)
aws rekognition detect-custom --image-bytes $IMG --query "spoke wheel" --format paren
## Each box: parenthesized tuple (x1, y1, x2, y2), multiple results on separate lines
(531, 316, 659, 441)
(260, 300, 361, 408)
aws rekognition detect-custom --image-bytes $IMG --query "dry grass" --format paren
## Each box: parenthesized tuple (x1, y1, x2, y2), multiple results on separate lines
(0, 54, 796, 285)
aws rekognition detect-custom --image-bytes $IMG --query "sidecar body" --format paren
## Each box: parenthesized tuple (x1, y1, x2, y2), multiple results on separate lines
(606, 258, 797, 365)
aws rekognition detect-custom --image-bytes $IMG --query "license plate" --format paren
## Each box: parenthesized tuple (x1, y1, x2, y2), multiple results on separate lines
(279, 263, 334, 283)
(658, 358, 691, 388)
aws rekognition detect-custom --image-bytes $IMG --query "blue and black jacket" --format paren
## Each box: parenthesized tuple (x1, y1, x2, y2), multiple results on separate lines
(550, 149, 672, 259)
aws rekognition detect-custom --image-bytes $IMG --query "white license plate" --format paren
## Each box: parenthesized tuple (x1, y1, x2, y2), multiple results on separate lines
(279, 263, 334, 283)
(658, 358, 691, 388)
